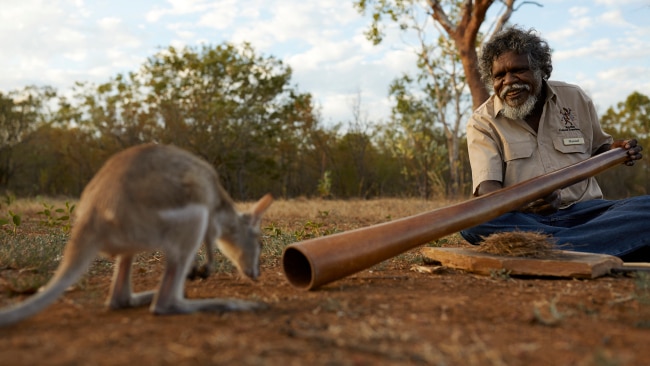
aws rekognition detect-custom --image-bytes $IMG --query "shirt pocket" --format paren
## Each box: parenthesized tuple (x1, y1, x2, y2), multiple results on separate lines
(503, 140, 534, 161)
(552, 133, 589, 154)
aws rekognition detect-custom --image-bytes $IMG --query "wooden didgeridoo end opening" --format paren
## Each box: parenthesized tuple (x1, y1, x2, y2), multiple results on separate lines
(282, 246, 313, 289)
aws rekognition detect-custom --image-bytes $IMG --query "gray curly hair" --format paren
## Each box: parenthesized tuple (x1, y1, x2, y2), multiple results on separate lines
(478, 26, 553, 91)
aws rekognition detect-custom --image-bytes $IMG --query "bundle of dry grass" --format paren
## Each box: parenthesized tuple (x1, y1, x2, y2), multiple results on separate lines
(476, 231, 560, 258)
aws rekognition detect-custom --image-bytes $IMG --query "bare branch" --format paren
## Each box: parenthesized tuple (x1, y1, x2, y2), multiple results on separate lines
(486, 0, 544, 42)
(514, 1, 543, 11)
(490, 0, 515, 40)
(427, 0, 456, 34)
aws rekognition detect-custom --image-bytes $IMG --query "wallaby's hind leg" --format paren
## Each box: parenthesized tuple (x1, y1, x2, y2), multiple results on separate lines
(187, 223, 217, 281)
(108, 255, 155, 309)
(152, 205, 265, 315)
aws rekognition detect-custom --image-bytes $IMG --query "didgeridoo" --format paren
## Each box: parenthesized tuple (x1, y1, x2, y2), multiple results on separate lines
(282, 148, 631, 290)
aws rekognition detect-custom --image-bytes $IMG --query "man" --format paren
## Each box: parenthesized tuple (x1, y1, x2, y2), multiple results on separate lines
(460, 26, 650, 261)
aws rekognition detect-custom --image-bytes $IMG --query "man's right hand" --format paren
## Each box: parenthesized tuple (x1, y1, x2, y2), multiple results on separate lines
(518, 189, 561, 215)
(477, 181, 561, 216)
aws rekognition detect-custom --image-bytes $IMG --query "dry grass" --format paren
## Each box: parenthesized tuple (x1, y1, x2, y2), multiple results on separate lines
(2, 197, 74, 216)
(476, 231, 560, 258)
(238, 197, 465, 267)
(244, 197, 456, 228)
(0, 196, 463, 286)
(12, 196, 453, 228)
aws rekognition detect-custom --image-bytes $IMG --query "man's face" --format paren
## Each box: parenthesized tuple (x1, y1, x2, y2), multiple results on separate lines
(492, 52, 541, 108)
(491, 51, 543, 119)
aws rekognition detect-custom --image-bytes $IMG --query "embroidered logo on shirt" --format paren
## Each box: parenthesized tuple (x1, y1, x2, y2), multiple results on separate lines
(559, 107, 580, 132)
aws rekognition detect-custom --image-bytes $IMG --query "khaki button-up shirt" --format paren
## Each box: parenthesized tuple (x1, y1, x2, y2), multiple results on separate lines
(466, 80, 613, 208)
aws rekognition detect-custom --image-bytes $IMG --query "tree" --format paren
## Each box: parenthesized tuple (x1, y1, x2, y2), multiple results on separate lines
(427, 0, 520, 108)
(601, 91, 650, 139)
(338, 93, 379, 198)
(57, 74, 157, 151)
(355, 0, 522, 109)
(599, 91, 650, 197)
(10, 124, 100, 196)
(142, 44, 319, 199)
(409, 32, 471, 197)
(47, 43, 319, 200)
(273, 92, 320, 198)
(0, 86, 56, 189)
(384, 75, 449, 198)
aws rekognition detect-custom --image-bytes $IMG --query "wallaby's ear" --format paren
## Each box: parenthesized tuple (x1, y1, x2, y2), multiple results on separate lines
(251, 193, 273, 219)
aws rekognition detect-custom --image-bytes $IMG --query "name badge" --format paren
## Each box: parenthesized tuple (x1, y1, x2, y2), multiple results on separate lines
(563, 137, 584, 145)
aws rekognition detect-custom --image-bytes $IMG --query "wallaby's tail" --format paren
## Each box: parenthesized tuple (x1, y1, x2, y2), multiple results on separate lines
(0, 237, 99, 327)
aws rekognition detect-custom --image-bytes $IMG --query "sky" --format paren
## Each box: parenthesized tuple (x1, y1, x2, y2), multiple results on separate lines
(1, 0, 649, 126)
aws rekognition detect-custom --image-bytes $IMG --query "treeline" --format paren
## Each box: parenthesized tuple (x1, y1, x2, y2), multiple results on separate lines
(598, 91, 650, 198)
(0, 43, 648, 201)
(0, 43, 471, 201)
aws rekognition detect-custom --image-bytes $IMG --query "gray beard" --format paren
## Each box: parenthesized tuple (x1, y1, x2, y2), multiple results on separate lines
(501, 93, 537, 120)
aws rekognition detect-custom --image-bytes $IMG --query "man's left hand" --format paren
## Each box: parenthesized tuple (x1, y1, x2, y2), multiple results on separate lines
(611, 139, 643, 166)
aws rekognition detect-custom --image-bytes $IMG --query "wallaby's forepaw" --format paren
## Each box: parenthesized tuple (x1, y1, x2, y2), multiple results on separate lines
(108, 290, 156, 309)
(153, 299, 269, 315)
(199, 299, 269, 313)
(187, 264, 212, 281)
(229, 299, 269, 312)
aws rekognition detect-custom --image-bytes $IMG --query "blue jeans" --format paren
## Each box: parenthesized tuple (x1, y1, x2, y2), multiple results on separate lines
(460, 196, 650, 260)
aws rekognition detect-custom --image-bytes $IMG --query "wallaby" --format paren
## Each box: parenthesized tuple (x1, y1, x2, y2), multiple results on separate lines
(0, 143, 273, 327)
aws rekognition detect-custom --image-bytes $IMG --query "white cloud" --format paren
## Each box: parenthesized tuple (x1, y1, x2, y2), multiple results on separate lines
(568, 6, 590, 17)
(146, 0, 218, 22)
(594, 0, 644, 5)
(2, 0, 648, 126)
(145, 8, 165, 23)
(53, 27, 87, 44)
(545, 28, 581, 44)
(597, 66, 650, 86)
(600, 10, 632, 27)
(63, 50, 87, 62)
(98, 17, 122, 29)
(593, 66, 650, 108)
(614, 35, 650, 60)
(196, 1, 238, 30)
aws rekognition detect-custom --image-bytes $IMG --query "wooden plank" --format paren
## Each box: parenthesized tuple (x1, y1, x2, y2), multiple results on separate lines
(421, 247, 624, 279)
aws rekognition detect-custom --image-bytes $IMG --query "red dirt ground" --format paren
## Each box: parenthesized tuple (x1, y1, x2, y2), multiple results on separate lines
(0, 199, 649, 365)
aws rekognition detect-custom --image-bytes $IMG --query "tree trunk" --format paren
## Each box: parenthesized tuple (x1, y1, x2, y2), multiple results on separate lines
(428, 0, 516, 109)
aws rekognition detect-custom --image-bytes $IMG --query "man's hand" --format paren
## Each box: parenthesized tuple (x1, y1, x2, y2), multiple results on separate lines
(477, 181, 560, 215)
(610, 139, 643, 166)
(518, 189, 561, 215)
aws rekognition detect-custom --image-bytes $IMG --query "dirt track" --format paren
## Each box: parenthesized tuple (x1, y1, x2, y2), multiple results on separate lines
(1, 258, 649, 365)
(0, 198, 649, 365)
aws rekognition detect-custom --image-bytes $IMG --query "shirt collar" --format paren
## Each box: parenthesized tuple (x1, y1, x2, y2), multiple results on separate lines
(543, 80, 558, 103)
